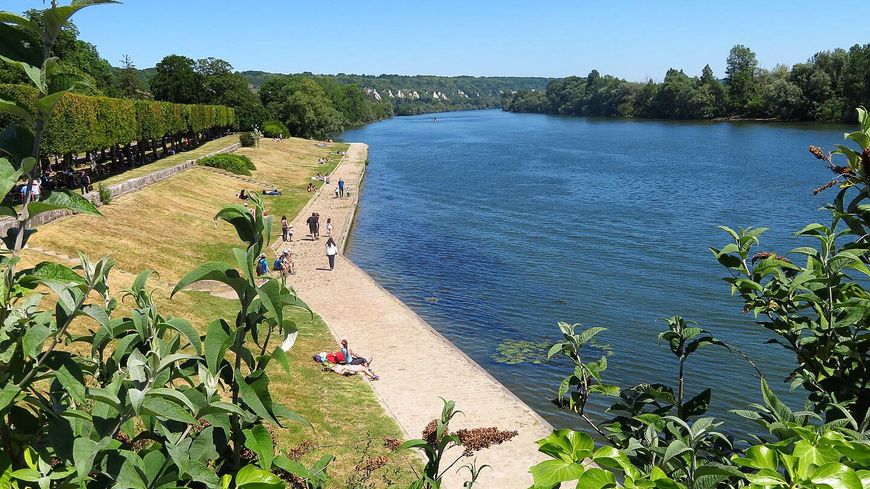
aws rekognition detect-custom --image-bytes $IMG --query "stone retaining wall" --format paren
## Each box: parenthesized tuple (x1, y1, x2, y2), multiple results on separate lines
(0, 143, 240, 236)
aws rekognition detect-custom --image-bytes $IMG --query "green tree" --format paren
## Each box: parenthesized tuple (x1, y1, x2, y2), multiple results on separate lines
(150, 54, 204, 103)
(725, 44, 761, 115)
(281, 78, 344, 139)
(112, 54, 148, 99)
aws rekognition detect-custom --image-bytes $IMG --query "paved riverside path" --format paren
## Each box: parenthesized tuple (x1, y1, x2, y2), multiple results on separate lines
(276, 143, 554, 488)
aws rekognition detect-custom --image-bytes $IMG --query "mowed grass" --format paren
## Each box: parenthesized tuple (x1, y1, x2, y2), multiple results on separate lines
(237, 139, 348, 224)
(18, 136, 417, 487)
(100, 135, 241, 186)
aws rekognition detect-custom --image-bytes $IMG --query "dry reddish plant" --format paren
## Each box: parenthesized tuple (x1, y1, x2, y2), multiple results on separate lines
(455, 427, 519, 457)
(287, 439, 315, 460)
(383, 437, 402, 452)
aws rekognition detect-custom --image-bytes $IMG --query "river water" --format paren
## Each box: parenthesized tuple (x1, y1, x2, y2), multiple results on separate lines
(340, 109, 849, 432)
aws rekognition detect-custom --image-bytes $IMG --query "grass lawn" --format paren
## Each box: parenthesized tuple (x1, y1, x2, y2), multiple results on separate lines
(19, 136, 417, 488)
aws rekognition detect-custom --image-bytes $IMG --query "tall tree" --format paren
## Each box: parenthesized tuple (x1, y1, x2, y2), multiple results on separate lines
(113, 54, 148, 99)
(725, 44, 760, 115)
(149, 54, 204, 103)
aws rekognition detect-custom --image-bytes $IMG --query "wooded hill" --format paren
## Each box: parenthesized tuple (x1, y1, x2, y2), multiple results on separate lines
(241, 71, 550, 115)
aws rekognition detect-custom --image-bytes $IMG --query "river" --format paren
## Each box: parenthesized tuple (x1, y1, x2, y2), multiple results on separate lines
(340, 109, 850, 432)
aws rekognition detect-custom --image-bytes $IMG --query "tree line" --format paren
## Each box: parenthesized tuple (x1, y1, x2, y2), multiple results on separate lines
(0, 84, 234, 172)
(503, 43, 870, 121)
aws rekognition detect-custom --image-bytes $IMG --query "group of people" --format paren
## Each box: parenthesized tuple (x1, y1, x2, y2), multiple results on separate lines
(12, 170, 93, 204)
(305, 212, 339, 270)
(256, 249, 294, 277)
(313, 339, 379, 381)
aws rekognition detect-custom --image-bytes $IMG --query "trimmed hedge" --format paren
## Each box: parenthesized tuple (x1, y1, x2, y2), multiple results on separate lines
(0, 84, 235, 155)
(198, 154, 254, 176)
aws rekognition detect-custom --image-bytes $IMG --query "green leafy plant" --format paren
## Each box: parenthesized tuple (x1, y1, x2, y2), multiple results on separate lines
(397, 399, 517, 489)
(96, 182, 111, 204)
(0, 4, 324, 488)
(198, 153, 255, 175)
(531, 110, 870, 488)
(711, 107, 870, 424)
(239, 132, 256, 148)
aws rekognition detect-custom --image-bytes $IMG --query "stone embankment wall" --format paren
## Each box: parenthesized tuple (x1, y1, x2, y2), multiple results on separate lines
(0, 143, 240, 236)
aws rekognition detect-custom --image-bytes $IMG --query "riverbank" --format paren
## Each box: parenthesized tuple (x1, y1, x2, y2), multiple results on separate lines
(20, 137, 418, 487)
(276, 143, 554, 488)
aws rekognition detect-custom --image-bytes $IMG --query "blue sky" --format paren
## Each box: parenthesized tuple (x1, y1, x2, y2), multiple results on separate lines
(5, 1, 870, 80)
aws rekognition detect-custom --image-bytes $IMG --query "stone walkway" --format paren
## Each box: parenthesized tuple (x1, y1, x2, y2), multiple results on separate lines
(274, 144, 553, 488)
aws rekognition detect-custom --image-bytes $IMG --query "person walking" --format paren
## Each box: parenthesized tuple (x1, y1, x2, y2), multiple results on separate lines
(325, 237, 338, 271)
(306, 212, 318, 240)
(338, 178, 345, 198)
(281, 215, 289, 242)
(314, 212, 321, 239)
(79, 170, 91, 195)
(326, 217, 333, 237)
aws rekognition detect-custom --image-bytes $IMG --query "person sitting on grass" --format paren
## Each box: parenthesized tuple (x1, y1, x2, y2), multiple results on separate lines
(274, 249, 294, 276)
(339, 339, 371, 366)
(238, 189, 248, 200)
(307, 183, 315, 192)
(312, 351, 379, 380)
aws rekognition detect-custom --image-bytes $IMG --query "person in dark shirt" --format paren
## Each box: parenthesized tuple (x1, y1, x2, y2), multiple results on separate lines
(79, 171, 91, 195)
(306, 212, 319, 240)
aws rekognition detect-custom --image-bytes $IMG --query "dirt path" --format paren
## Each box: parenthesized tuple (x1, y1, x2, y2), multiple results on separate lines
(274, 143, 553, 488)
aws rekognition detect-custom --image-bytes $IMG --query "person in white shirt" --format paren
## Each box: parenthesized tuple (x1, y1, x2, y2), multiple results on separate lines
(325, 238, 338, 271)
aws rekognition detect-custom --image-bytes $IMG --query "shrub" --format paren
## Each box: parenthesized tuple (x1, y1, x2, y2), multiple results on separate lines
(97, 183, 112, 205)
(240, 131, 256, 147)
(198, 153, 253, 175)
(235, 153, 256, 170)
(262, 119, 290, 138)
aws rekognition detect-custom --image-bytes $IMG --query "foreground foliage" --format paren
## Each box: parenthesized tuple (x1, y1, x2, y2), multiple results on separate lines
(530, 109, 870, 488)
(0, 4, 339, 487)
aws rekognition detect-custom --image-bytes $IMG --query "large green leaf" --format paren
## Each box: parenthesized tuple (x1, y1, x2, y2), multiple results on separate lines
(236, 370, 280, 425)
(115, 452, 147, 489)
(733, 445, 778, 471)
(576, 468, 616, 489)
(72, 438, 99, 483)
(270, 346, 291, 376)
(810, 463, 862, 489)
(46, 354, 87, 404)
(234, 465, 283, 489)
(0, 384, 21, 414)
(28, 190, 101, 218)
(164, 318, 202, 355)
(40, 2, 118, 51)
(243, 425, 273, 470)
(141, 396, 197, 425)
(204, 319, 231, 374)
(21, 323, 50, 360)
(529, 459, 584, 487)
(171, 262, 248, 300)
(215, 206, 256, 243)
(257, 279, 284, 325)
(0, 158, 22, 202)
